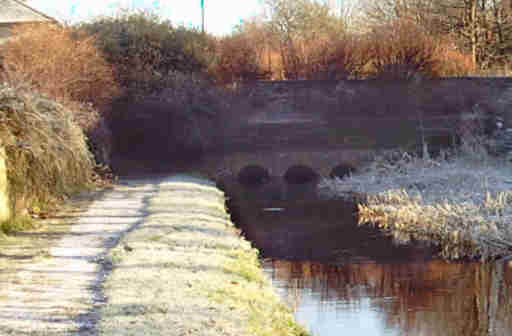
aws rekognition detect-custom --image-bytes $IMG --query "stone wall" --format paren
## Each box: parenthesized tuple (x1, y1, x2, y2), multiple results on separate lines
(0, 144, 10, 223)
(199, 78, 512, 181)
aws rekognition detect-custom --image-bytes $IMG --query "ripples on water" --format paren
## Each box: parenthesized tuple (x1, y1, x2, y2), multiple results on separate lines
(224, 179, 512, 336)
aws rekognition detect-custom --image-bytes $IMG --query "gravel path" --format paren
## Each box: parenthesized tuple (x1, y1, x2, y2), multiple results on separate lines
(0, 179, 155, 335)
(0, 174, 305, 336)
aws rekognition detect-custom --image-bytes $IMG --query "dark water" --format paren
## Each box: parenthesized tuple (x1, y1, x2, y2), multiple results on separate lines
(223, 179, 512, 336)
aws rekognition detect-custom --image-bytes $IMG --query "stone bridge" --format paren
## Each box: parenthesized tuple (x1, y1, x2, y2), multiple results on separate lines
(110, 78, 512, 188)
(193, 78, 512, 187)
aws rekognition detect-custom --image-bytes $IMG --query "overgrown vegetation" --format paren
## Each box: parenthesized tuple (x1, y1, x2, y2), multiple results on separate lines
(78, 12, 215, 97)
(1, 24, 119, 109)
(74, 12, 228, 166)
(214, 0, 477, 82)
(1, 23, 120, 167)
(320, 134, 512, 260)
(361, 0, 512, 72)
(0, 85, 94, 229)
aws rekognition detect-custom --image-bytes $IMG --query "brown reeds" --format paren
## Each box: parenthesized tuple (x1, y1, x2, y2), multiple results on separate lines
(320, 146, 512, 260)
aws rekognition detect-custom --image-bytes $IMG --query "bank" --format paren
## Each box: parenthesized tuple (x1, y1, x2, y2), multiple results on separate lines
(319, 150, 512, 261)
(98, 175, 308, 336)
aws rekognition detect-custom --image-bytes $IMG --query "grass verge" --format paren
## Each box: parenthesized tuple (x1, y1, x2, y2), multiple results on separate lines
(98, 177, 308, 336)
(0, 215, 36, 235)
(207, 248, 309, 336)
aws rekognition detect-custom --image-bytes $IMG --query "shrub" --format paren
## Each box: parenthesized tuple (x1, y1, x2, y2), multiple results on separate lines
(0, 24, 119, 167)
(1, 23, 119, 109)
(79, 11, 216, 97)
(362, 20, 440, 79)
(212, 33, 271, 84)
(433, 41, 476, 76)
(321, 35, 366, 79)
(0, 84, 93, 217)
(360, 20, 476, 79)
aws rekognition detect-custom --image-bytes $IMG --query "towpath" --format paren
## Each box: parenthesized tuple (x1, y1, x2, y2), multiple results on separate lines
(0, 175, 304, 336)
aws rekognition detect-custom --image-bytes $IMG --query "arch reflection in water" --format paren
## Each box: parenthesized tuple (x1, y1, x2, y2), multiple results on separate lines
(263, 259, 512, 336)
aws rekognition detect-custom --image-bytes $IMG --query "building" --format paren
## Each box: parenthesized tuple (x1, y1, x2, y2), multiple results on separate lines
(0, 0, 57, 45)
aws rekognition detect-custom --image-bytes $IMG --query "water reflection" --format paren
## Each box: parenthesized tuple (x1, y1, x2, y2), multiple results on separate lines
(222, 178, 512, 336)
(264, 259, 512, 336)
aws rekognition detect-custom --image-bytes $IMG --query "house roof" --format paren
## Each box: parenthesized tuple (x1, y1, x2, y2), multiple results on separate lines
(0, 0, 57, 24)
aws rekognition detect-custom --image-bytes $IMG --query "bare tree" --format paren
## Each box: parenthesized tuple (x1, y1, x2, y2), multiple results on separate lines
(261, 0, 346, 79)
(361, 0, 512, 70)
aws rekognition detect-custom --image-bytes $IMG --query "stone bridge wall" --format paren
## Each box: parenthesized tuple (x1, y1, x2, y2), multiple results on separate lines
(198, 148, 376, 179)
(233, 78, 512, 127)
(197, 78, 512, 183)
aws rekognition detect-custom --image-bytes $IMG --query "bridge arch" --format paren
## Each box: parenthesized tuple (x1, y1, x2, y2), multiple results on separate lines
(330, 163, 356, 179)
(283, 165, 319, 184)
(237, 165, 271, 186)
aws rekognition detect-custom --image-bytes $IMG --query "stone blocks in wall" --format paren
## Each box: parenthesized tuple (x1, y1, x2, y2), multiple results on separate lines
(0, 145, 10, 223)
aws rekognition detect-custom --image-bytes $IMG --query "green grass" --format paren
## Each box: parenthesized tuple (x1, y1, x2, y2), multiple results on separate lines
(207, 248, 309, 336)
(0, 215, 36, 235)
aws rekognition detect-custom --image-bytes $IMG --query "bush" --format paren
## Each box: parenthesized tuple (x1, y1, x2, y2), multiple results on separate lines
(212, 33, 271, 84)
(321, 35, 366, 79)
(0, 84, 93, 216)
(1, 23, 119, 109)
(362, 20, 440, 79)
(359, 20, 473, 79)
(79, 12, 216, 97)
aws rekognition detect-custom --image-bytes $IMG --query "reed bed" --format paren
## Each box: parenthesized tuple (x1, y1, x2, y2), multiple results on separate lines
(319, 149, 512, 260)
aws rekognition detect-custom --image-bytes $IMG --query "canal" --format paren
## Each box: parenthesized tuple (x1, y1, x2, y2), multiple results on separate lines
(223, 178, 512, 336)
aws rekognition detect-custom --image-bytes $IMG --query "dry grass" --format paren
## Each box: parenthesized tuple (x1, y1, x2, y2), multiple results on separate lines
(1, 23, 120, 167)
(319, 147, 512, 260)
(0, 84, 93, 227)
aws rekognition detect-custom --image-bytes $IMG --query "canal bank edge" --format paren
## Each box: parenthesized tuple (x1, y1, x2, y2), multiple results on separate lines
(98, 175, 308, 336)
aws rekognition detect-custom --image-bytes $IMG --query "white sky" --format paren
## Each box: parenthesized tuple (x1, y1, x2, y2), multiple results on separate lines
(27, 0, 263, 36)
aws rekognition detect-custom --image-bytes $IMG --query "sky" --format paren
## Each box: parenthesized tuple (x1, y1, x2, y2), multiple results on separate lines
(27, 0, 263, 36)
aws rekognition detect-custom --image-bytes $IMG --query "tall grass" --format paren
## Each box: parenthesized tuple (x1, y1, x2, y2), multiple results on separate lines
(0, 84, 93, 224)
